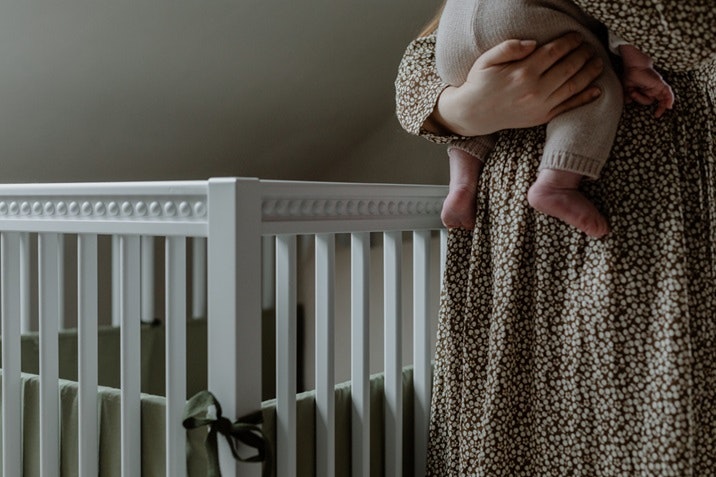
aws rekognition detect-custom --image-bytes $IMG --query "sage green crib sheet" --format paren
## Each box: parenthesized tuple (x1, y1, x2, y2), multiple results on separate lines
(0, 320, 422, 477)
(1, 367, 418, 477)
(0, 373, 209, 476)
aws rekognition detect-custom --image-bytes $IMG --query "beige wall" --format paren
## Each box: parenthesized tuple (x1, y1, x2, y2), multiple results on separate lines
(0, 0, 447, 185)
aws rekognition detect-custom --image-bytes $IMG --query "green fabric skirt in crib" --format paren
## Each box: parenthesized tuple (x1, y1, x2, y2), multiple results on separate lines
(0, 320, 421, 477)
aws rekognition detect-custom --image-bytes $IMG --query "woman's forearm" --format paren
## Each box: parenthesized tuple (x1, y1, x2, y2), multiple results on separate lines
(429, 85, 497, 136)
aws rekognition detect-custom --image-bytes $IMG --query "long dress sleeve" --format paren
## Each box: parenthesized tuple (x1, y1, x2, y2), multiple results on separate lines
(394, 34, 451, 140)
(394, 34, 496, 161)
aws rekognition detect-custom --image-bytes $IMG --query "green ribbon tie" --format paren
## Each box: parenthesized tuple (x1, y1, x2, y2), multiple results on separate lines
(183, 390, 272, 477)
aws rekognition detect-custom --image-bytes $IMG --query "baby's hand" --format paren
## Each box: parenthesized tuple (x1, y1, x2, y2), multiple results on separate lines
(619, 45, 675, 118)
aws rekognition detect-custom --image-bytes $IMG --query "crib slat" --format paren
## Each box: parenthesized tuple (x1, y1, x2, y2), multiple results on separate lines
(315, 233, 336, 477)
(191, 237, 207, 319)
(350, 232, 370, 477)
(57, 235, 67, 329)
(383, 231, 403, 477)
(78, 234, 99, 477)
(1, 232, 23, 476)
(440, 229, 447, 290)
(120, 235, 141, 477)
(413, 230, 432, 476)
(141, 236, 155, 323)
(276, 234, 297, 477)
(262, 236, 275, 310)
(39, 233, 61, 477)
(112, 235, 120, 326)
(166, 237, 187, 477)
(20, 232, 31, 333)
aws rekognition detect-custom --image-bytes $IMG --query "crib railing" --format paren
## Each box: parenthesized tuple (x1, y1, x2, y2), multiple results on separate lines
(0, 180, 207, 477)
(251, 179, 447, 477)
(0, 177, 447, 477)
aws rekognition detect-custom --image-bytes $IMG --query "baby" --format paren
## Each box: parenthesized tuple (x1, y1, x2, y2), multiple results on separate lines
(435, 0, 674, 237)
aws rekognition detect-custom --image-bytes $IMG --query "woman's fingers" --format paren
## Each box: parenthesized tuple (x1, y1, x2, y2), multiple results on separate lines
(547, 87, 602, 120)
(546, 54, 604, 105)
(542, 45, 601, 96)
(473, 39, 537, 69)
(524, 32, 584, 74)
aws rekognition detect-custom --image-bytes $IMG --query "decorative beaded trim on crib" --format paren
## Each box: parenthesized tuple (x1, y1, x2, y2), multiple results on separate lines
(0, 179, 447, 235)
(0, 198, 207, 221)
(262, 197, 443, 221)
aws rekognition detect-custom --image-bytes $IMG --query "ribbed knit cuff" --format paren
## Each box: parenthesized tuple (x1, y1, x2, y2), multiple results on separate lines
(539, 150, 605, 179)
(447, 136, 496, 163)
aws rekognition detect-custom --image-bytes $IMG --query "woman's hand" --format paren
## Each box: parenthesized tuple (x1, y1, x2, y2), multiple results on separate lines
(427, 32, 605, 136)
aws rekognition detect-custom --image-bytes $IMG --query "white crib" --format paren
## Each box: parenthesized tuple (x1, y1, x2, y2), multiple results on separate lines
(0, 177, 447, 477)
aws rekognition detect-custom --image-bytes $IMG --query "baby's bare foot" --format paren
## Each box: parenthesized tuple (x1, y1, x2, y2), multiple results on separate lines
(527, 170, 609, 238)
(441, 184, 477, 229)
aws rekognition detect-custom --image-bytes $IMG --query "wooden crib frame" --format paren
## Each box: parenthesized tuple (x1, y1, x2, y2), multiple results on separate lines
(0, 177, 447, 477)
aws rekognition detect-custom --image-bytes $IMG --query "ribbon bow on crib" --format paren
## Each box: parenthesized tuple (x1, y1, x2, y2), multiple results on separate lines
(183, 391, 272, 477)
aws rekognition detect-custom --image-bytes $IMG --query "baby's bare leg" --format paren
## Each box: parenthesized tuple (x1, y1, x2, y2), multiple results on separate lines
(527, 169, 609, 237)
(442, 148, 483, 230)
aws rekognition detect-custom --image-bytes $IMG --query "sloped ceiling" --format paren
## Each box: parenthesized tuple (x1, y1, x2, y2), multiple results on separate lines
(0, 0, 445, 184)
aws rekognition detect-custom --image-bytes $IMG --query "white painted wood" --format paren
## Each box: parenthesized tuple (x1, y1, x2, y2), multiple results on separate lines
(191, 237, 207, 319)
(276, 234, 297, 477)
(207, 178, 262, 477)
(1, 232, 22, 477)
(259, 181, 446, 236)
(78, 234, 99, 477)
(0, 181, 209, 237)
(112, 235, 120, 327)
(383, 231, 403, 477)
(0, 181, 208, 236)
(0, 220, 207, 237)
(19, 232, 31, 333)
(350, 232, 370, 477)
(141, 236, 155, 323)
(315, 234, 336, 477)
(413, 230, 432, 477)
(0, 179, 446, 236)
(57, 235, 66, 329)
(0, 180, 207, 196)
(262, 236, 275, 310)
(39, 233, 61, 477)
(120, 235, 141, 477)
(166, 237, 187, 477)
(0, 179, 445, 236)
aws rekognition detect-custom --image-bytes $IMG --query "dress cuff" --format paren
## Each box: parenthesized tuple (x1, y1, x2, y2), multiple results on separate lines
(608, 30, 630, 55)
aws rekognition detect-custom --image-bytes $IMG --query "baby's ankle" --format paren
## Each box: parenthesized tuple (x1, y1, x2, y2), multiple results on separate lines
(448, 180, 477, 195)
(442, 186, 478, 229)
(533, 168, 583, 190)
(527, 170, 609, 238)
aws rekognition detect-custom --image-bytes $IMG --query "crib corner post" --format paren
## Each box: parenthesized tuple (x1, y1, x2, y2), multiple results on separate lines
(207, 177, 263, 477)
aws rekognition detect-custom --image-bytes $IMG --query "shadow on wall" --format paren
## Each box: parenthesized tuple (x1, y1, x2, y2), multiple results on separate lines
(0, 0, 446, 185)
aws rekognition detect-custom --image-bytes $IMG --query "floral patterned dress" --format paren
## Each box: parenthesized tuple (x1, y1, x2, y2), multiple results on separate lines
(395, 1, 715, 475)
